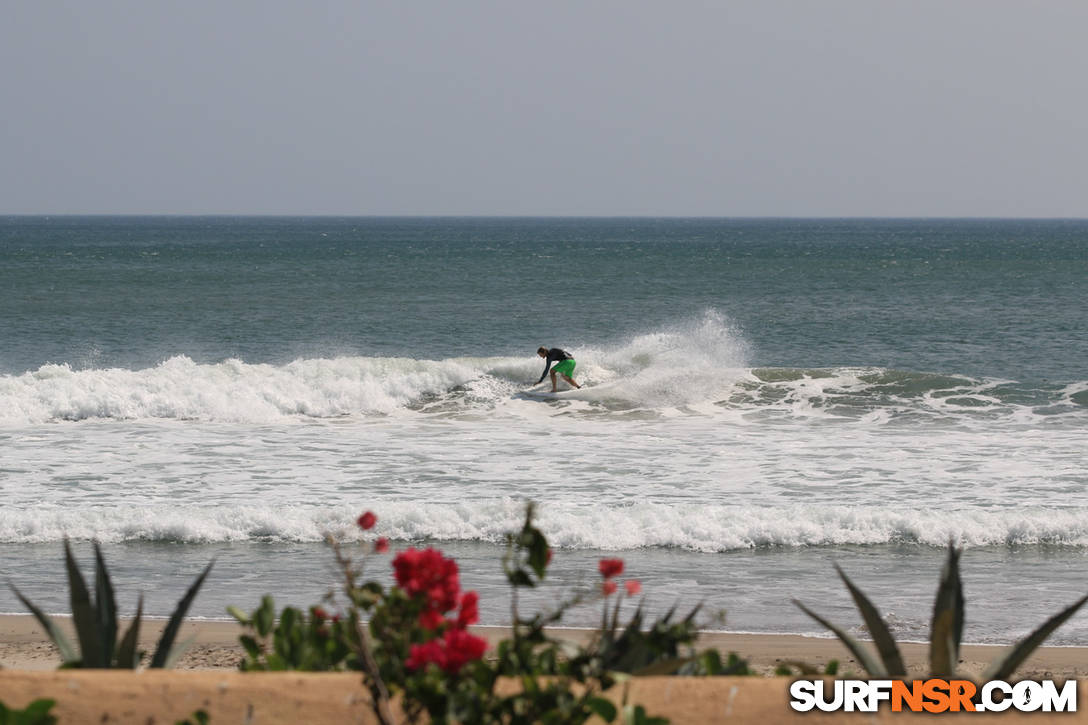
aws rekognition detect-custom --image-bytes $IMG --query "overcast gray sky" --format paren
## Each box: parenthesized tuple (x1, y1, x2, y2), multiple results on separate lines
(2, 1, 1086, 216)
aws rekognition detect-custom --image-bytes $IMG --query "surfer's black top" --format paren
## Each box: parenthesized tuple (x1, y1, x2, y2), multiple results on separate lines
(537, 348, 574, 383)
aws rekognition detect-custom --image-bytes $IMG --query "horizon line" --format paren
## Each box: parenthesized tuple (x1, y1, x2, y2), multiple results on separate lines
(4, 213, 1088, 221)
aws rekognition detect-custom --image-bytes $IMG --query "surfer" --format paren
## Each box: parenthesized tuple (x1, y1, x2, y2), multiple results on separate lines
(536, 347, 582, 392)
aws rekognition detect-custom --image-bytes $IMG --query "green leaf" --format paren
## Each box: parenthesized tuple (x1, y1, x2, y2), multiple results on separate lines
(623, 704, 669, 725)
(226, 605, 250, 625)
(929, 544, 964, 677)
(527, 528, 550, 580)
(793, 599, 888, 678)
(174, 710, 210, 725)
(12, 698, 58, 725)
(93, 542, 118, 668)
(586, 696, 617, 722)
(723, 652, 750, 675)
(255, 595, 275, 637)
(835, 564, 906, 676)
(149, 559, 213, 668)
(280, 606, 298, 636)
(115, 595, 143, 668)
(700, 649, 722, 675)
(981, 593, 1088, 682)
(18, 696, 57, 718)
(65, 539, 104, 667)
(160, 634, 197, 670)
(507, 569, 535, 588)
(239, 634, 262, 659)
(8, 582, 78, 664)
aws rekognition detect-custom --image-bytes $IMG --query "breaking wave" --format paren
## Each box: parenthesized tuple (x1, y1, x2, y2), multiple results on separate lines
(5, 501, 1088, 550)
(0, 312, 1082, 425)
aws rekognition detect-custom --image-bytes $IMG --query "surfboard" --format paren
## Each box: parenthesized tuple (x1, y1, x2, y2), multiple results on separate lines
(519, 386, 583, 400)
(519, 389, 566, 400)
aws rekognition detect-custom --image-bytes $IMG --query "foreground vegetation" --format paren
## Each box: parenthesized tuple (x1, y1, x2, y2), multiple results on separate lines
(229, 504, 734, 724)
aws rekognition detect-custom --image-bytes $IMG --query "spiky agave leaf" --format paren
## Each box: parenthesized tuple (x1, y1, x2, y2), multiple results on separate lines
(115, 595, 143, 669)
(64, 539, 104, 667)
(160, 634, 198, 670)
(93, 542, 118, 667)
(793, 599, 888, 678)
(8, 581, 78, 664)
(835, 564, 906, 677)
(149, 559, 214, 668)
(929, 543, 965, 677)
(981, 593, 1088, 682)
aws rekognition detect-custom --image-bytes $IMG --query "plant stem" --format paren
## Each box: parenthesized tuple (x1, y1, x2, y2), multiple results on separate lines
(330, 538, 398, 725)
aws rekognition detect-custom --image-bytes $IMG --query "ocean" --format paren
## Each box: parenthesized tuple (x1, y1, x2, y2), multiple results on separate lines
(1, 216, 1086, 645)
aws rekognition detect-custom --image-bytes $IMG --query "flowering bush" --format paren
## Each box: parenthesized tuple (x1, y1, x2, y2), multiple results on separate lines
(230, 596, 358, 672)
(231, 504, 740, 723)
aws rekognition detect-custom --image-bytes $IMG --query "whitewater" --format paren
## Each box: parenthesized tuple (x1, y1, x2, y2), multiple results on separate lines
(3, 314, 1086, 547)
(2, 216, 1086, 645)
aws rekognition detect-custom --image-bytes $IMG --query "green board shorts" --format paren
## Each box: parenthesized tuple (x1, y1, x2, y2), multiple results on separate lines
(552, 359, 576, 377)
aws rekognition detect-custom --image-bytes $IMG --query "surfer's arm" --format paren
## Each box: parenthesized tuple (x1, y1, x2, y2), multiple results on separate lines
(536, 360, 552, 384)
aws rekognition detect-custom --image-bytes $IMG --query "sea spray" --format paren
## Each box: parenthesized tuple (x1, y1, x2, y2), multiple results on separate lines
(0, 312, 756, 423)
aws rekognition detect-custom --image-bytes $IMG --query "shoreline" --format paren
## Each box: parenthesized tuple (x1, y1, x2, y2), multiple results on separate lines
(2, 615, 1085, 679)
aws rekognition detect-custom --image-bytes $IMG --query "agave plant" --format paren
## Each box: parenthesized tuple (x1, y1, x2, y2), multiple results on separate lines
(794, 543, 1088, 680)
(8, 540, 213, 669)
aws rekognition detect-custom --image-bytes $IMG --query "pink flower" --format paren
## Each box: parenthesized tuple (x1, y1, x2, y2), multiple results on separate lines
(312, 606, 329, 621)
(418, 609, 445, 630)
(624, 580, 642, 596)
(598, 558, 624, 579)
(405, 628, 488, 674)
(393, 547, 461, 627)
(442, 628, 488, 673)
(456, 591, 479, 629)
(405, 639, 445, 672)
(602, 580, 618, 596)
(375, 537, 389, 553)
(546, 548, 553, 566)
(393, 548, 460, 606)
(357, 511, 377, 530)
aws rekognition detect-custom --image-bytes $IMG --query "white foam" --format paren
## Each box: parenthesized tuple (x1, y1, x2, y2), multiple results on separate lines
(1, 311, 1082, 426)
(0, 355, 484, 424)
(5, 501, 1088, 550)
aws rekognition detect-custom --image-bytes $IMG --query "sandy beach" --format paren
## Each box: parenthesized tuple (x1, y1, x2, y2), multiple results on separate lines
(4, 615, 1088, 724)
(2, 614, 1085, 680)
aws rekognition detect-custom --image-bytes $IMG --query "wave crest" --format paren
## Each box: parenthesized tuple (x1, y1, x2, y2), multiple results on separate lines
(1, 311, 1082, 425)
(5, 501, 1088, 550)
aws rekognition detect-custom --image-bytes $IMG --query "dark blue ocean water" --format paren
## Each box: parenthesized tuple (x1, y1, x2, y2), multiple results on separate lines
(2, 216, 1084, 380)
